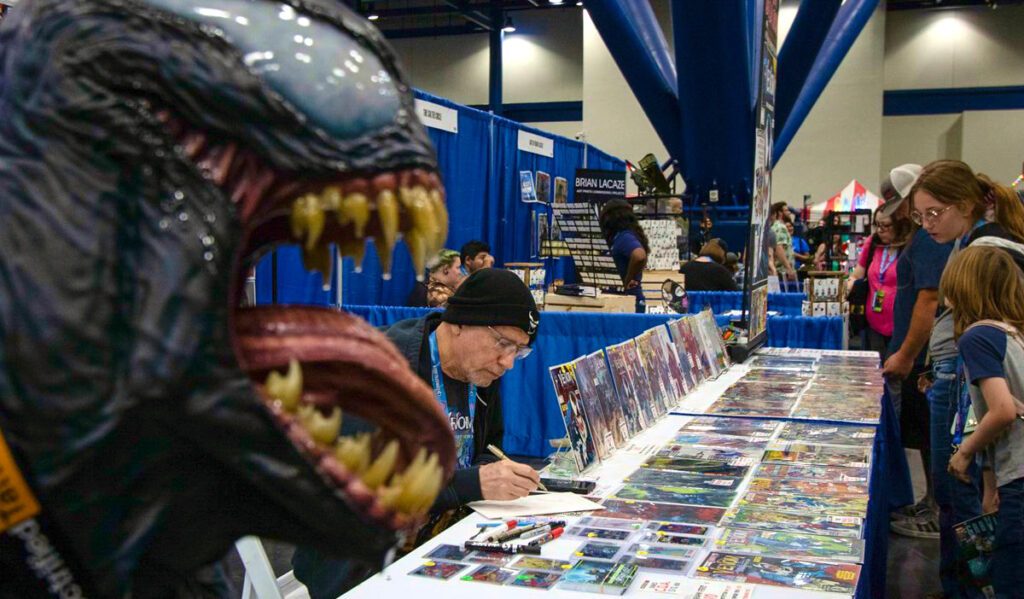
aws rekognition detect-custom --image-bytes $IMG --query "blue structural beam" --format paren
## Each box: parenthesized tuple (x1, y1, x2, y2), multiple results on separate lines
(585, 0, 684, 164)
(673, 1, 754, 201)
(775, 0, 842, 134)
(773, 0, 879, 164)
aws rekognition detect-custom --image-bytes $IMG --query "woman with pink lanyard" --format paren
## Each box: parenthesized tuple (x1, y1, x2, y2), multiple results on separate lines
(848, 207, 914, 361)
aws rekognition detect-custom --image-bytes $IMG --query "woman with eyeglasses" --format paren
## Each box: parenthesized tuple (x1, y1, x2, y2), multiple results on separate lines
(902, 159, 1024, 595)
(846, 208, 915, 361)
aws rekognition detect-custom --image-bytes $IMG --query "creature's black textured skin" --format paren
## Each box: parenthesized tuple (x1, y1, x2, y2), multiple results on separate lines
(0, 1, 437, 596)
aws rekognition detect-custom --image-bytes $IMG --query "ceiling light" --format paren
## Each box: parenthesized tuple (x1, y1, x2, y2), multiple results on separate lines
(502, 16, 516, 33)
(576, 1, 583, 5)
(367, 14, 379, 20)
(549, 0, 565, 4)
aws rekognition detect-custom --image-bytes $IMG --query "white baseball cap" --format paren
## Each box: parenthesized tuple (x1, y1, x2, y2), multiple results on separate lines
(879, 163, 923, 218)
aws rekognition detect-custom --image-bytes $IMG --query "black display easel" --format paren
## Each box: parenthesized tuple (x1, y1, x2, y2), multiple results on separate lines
(551, 203, 623, 293)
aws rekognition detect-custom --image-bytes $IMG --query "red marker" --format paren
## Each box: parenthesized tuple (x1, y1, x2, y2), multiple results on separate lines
(526, 527, 564, 547)
(479, 519, 518, 542)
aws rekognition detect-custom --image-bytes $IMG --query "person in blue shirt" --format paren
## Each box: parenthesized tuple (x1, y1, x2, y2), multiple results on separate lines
(788, 220, 811, 270)
(599, 199, 648, 313)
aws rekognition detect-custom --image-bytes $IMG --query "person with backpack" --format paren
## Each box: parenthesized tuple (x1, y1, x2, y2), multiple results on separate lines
(941, 245, 1024, 597)
(908, 159, 1024, 595)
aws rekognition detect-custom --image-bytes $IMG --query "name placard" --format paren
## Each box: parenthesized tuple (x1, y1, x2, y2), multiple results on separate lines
(517, 130, 554, 158)
(414, 99, 458, 133)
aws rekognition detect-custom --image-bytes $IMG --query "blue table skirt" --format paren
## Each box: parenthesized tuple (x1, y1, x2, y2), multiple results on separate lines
(688, 291, 806, 316)
(345, 305, 843, 457)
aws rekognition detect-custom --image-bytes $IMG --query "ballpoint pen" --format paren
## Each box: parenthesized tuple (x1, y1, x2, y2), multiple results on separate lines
(487, 443, 548, 491)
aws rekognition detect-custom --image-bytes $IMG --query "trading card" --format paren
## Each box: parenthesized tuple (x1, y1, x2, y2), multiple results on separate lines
(424, 544, 472, 562)
(509, 556, 573, 572)
(575, 540, 623, 560)
(409, 560, 468, 580)
(647, 522, 710, 536)
(460, 564, 518, 585)
(621, 556, 691, 573)
(578, 516, 647, 531)
(564, 526, 634, 541)
(467, 550, 515, 566)
(508, 569, 562, 589)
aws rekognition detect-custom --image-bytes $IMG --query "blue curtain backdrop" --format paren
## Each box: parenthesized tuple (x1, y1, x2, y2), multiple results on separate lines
(256, 90, 625, 307)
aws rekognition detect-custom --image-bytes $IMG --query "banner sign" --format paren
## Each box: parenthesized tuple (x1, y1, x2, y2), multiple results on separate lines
(573, 169, 626, 205)
(414, 99, 458, 134)
(517, 130, 554, 157)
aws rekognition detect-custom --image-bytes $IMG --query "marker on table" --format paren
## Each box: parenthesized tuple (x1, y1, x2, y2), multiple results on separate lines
(479, 519, 518, 542)
(486, 444, 548, 492)
(526, 527, 564, 547)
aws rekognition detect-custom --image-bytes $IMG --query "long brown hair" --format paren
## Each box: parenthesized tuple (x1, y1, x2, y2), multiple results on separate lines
(939, 245, 1024, 339)
(911, 159, 1024, 242)
(873, 206, 914, 249)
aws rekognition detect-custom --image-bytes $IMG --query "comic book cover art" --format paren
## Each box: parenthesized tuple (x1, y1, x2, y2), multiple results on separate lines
(747, 355, 818, 370)
(460, 564, 518, 585)
(510, 556, 573, 572)
(558, 559, 615, 594)
(578, 516, 648, 531)
(606, 340, 654, 435)
(584, 349, 630, 447)
(693, 310, 727, 375)
(715, 528, 865, 563)
(628, 542, 700, 561)
(409, 560, 468, 580)
(739, 490, 868, 517)
(703, 399, 795, 419)
(644, 456, 751, 479)
(681, 416, 779, 438)
(625, 468, 743, 491)
(775, 422, 876, 446)
(747, 477, 869, 497)
(651, 323, 690, 398)
(621, 555, 691, 573)
(695, 552, 861, 594)
(699, 310, 732, 371)
(424, 544, 472, 562)
(509, 570, 563, 589)
(564, 526, 634, 541)
(723, 506, 864, 538)
(724, 380, 809, 396)
(684, 316, 717, 379)
(593, 499, 726, 525)
(762, 448, 870, 468)
(754, 462, 870, 483)
(667, 318, 705, 387)
(671, 432, 769, 450)
(790, 394, 881, 424)
(647, 521, 710, 536)
(573, 353, 617, 459)
(635, 330, 673, 415)
(549, 362, 595, 472)
(741, 369, 814, 382)
(575, 540, 623, 560)
(656, 446, 759, 463)
(953, 513, 997, 597)
(612, 483, 737, 508)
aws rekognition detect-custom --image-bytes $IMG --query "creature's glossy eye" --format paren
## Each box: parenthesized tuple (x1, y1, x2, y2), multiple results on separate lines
(145, 0, 401, 140)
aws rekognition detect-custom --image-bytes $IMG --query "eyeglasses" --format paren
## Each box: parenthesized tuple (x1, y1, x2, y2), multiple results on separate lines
(910, 205, 953, 226)
(874, 222, 893, 230)
(487, 326, 533, 360)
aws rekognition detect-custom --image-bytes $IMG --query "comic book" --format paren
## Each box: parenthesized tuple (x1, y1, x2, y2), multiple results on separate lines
(747, 355, 818, 370)
(612, 483, 738, 508)
(680, 416, 779, 438)
(656, 446, 760, 463)
(607, 339, 658, 432)
(739, 490, 869, 517)
(747, 477, 869, 497)
(696, 309, 730, 373)
(549, 362, 595, 472)
(953, 513, 997, 597)
(704, 398, 795, 419)
(694, 552, 861, 594)
(762, 448, 871, 469)
(790, 394, 881, 424)
(651, 323, 690, 398)
(672, 432, 770, 450)
(740, 369, 814, 382)
(593, 498, 726, 525)
(635, 329, 674, 415)
(605, 340, 646, 437)
(624, 468, 743, 491)
(754, 462, 870, 484)
(714, 527, 865, 563)
(775, 421, 876, 447)
(667, 318, 705, 387)
(678, 316, 713, 381)
(589, 349, 630, 447)
(558, 560, 637, 596)
(722, 506, 864, 538)
(644, 456, 752, 479)
(685, 315, 719, 379)
(573, 352, 618, 458)
(724, 380, 809, 396)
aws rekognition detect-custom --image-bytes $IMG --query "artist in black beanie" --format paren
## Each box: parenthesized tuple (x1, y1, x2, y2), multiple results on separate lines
(294, 269, 542, 599)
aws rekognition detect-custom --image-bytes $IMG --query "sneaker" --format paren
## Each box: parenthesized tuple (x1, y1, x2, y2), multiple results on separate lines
(890, 512, 940, 539)
(891, 500, 932, 520)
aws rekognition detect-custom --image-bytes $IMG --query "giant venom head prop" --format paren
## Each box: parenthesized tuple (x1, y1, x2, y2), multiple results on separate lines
(0, 0, 455, 595)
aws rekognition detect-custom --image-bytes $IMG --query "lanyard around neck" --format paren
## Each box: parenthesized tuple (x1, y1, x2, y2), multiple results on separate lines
(428, 330, 477, 426)
(877, 247, 897, 284)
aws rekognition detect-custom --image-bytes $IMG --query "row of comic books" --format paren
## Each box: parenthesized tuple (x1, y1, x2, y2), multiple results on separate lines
(549, 310, 731, 472)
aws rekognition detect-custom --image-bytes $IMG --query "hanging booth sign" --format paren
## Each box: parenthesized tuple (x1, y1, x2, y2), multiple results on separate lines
(517, 130, 554, 158)
(573, 169, 626, 205)
(414, 98, 458, 134)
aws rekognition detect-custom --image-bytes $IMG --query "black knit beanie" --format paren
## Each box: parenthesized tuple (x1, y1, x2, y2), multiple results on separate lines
(442, 269, 540, 343)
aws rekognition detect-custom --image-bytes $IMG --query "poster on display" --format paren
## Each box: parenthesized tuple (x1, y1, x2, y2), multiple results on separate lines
(574, 169, 626, 205)
(535, 171, 551, 205)
(554, 176, 568, 204)
(742, 0, 779, 346)
(520, 171, 539, 203)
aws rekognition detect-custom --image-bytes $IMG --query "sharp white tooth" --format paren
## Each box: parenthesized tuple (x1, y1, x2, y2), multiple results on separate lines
(302, 406, 342, 446)
(265, 359, 302, 412)
(342, 193, 370, 238)
(405, 230, 427, 281)
(428, 189, 449, 252)
(290, 194, 325, 250)
(322, 185, 343, 214)
(401, 187, 440, 256)
(334, 433, 371, 475)
(375, 190, 399, 277)
(362, 439, 399, 489)
(413, 459, 444, 514)
(395, 452, 439, 513)
(338, 239, 366, 273)
(301, 242, 333, 281)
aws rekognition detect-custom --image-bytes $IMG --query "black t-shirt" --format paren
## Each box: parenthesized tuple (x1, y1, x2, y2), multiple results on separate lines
(680, 259, 739, 292)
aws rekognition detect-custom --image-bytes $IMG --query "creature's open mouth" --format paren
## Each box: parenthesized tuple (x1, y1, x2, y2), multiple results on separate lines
(162, 110, 455, 531)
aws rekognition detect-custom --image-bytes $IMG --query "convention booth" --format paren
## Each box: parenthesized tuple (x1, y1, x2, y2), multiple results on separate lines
(808, 180, 881, 221)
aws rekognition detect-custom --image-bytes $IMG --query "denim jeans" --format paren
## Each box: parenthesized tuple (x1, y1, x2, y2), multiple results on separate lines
(931, 357, 983, 598)
(994, 478, 1024, 598)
